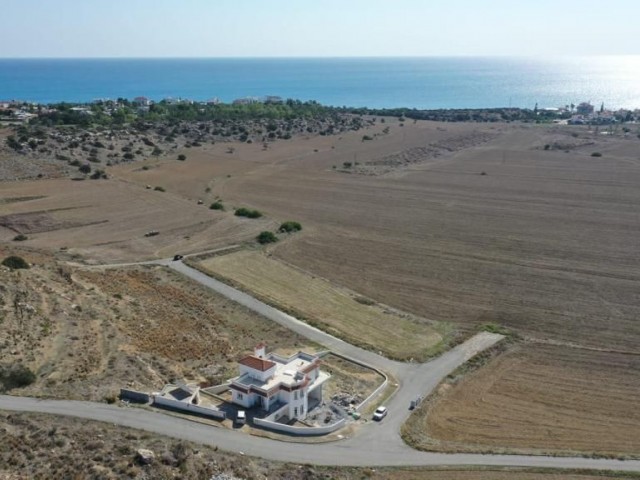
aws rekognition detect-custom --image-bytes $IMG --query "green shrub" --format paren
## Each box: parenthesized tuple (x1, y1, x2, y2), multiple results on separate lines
(78, 164, 91, 174)
(235, 207, 262, 218)
(210, 201, 225, 211)
(257, 231, 278, 244)
(177, 154, 187, 161)
(12, 234, 28, 242)
(591, 152, 602, 157)
(278, 221, 302, 233)
(0, 364, 36, 391)
(362, 135, 373, 141)
(154, 186, 165, 192)
(2, 256, 30, 270)
(90, 169, 107, 180)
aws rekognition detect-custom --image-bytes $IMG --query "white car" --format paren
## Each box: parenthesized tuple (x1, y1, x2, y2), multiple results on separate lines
(236, 410, 246, 425)
(372, 406, 388, 421)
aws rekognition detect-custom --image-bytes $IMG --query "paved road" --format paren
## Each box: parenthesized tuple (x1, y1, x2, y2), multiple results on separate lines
(1, 395, 638, 471)
(3, 257, 637, 472)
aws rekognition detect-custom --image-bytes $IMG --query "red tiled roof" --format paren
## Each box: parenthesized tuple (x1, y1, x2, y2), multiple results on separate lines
(239, 355, 276, 372)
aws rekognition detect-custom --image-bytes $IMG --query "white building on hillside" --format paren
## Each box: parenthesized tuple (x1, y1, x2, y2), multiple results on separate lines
(230, 343, 329, 421)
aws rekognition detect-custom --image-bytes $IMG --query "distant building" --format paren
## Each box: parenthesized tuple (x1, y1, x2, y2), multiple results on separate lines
(206, 97, 220, 105)
(264, 95, 284, 104)
(232, 97, 260, 105)
(576, 102, 594, 115)
(133, 96, 151, 106)
(230, 343, 329, 421)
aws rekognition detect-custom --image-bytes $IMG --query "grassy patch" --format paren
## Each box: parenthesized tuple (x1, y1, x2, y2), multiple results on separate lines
(197, 250, 445, 361)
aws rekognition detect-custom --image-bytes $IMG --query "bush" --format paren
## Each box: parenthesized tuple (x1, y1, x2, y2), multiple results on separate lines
(257, 231, 278, 244)
(12, 234, 28, 241)
(362, 135, 373, 141)
(278, 221, 302, 233)
(2, 256, 29, 270)
(78, 164, 91, 174)
(235, 207, 262, 218)
(154, 186, 165, 192)
(0, 364, 36, 391)
(177, 154, 186, 161)
(90, 169, 107, 180)
(591, 152, 602, 157)
(210, 201, 225, 211)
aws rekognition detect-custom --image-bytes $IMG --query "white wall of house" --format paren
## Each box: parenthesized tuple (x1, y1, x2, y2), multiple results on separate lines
(239, 364, 276, 382)
(231, 389, 253, 408)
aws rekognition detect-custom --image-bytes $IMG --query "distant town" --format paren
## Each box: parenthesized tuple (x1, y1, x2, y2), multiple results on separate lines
(1, 96, 639, 126)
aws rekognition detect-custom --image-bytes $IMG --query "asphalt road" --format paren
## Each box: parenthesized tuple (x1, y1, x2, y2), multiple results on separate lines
(1, 395, 639, 471)
(2, 257, 638, 472)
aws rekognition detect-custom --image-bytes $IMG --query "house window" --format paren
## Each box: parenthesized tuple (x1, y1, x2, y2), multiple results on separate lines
(301, 405, 304, 415)
(294, 407, 298, 417)
(237, 393, 243, 400)
(294, 390, 298, 400)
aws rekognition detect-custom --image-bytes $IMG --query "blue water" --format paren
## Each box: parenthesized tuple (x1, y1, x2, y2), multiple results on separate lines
(1, 57, 639, 109)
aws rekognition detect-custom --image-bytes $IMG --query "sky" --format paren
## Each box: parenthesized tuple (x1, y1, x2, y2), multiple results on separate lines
(1, 0, 639, 58)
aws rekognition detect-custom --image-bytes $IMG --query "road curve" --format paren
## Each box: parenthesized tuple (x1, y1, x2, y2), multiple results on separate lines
(5, 256, 636, 472)
(1, 395, 638, 472)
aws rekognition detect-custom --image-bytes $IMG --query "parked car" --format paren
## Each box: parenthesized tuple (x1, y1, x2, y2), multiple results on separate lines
(236, 410, 246, 425)
(173, 254, 184, 261)
(373, 406, 388, 421)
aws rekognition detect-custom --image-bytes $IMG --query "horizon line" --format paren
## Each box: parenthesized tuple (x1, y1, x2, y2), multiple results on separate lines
(1, 54, 638, 60)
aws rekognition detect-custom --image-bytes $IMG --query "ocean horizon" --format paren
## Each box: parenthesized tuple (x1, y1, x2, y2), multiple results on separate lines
(1, 56, 639, 110)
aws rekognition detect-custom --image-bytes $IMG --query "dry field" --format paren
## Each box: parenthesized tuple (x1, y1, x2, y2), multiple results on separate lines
(197, 250, 443, 361)
(220, 123, 640, 351)
(206, 120, 640, 455)
(403, 342, 640, 458)
(3, 117, 640, 456)
(0, 176, 271, 263)
(1, 412, 635, 480)
(0, 245, 310, 400)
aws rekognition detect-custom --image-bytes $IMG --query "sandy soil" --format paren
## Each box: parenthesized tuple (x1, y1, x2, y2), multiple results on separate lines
(0, 246, 311, 400)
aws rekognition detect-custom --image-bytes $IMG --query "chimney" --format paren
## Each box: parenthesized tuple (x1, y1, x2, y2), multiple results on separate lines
(254, 342, 266, 358)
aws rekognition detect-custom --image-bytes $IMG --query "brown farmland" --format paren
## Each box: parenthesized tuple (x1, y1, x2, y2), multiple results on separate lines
(404, 343, 640, 457)
(2, 118, 640, 456)
(197, 250, 443, 360)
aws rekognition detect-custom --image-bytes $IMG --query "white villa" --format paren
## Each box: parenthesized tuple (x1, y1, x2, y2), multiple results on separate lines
(230, 343, 329, 421)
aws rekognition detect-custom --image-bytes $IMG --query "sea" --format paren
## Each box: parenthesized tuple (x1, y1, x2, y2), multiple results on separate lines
(1, 56, 639, 110)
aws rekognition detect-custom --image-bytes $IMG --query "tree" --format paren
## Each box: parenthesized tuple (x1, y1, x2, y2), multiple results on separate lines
(257, 231, 278, 244)
(78, 164, 91, 174)
(2, 256, 29, 270)
(177, 154, 187, 161)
